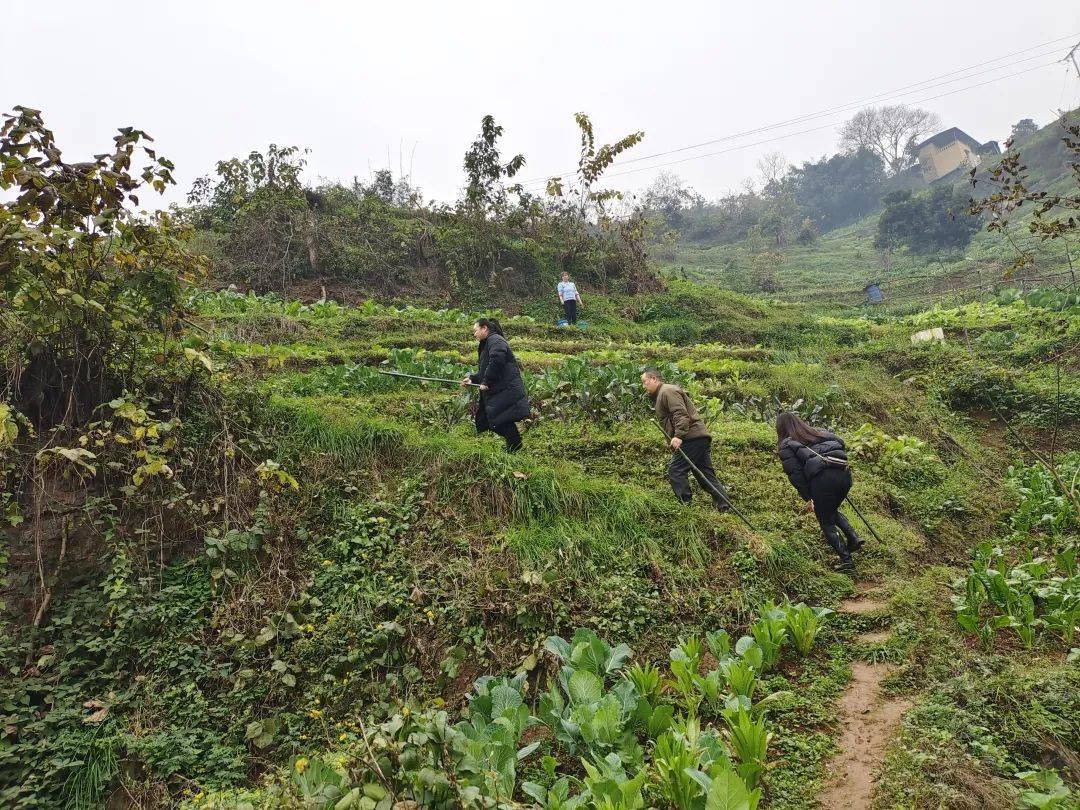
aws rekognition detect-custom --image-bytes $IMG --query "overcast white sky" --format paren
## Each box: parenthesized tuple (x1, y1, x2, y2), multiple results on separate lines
(6, 1, 1079, 208)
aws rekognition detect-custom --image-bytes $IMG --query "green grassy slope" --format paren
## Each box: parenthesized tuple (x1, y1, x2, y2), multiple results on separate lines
(667, 114, 1079, 307)
(2, 282, 1076, 808)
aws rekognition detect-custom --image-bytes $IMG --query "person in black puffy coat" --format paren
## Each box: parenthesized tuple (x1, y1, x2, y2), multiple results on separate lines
(461, 318, 531, 452)
(776, 411, 864, 568)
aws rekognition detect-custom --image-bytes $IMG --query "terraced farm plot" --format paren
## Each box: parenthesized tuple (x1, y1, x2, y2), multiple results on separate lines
(154, 287, 1073, 807)
(4, 284, 1076, 809)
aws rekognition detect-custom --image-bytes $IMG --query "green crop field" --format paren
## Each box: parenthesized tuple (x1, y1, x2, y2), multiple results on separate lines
(6, 277, 1075, 808)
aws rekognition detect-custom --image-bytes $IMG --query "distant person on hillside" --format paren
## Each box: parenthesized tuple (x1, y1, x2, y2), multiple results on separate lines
(641, 368, 730, 512)
(557, 272, 582, 324)
(461, 317, 530, 452)
(776, 411, 864, 570)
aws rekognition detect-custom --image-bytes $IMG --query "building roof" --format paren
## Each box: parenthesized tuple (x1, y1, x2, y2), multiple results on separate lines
(916, 127, 984, 153)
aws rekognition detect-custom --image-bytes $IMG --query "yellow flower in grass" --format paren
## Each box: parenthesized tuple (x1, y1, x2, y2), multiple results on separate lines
(295, 757, 309, 774)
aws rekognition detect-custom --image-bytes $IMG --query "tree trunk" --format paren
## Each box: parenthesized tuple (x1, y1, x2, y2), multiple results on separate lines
(304, 211, 319, 279)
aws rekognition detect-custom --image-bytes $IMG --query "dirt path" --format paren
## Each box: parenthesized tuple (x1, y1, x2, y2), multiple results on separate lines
(818, 592, 911, 809)
(838, 592, 887, 615)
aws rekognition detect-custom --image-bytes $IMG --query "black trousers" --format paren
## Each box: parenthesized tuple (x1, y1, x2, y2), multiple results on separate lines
(669, 437, 729, 509)
(563, 299, 578, 324)
(491, 421, 522, 453)
(809, 467, 860, 562)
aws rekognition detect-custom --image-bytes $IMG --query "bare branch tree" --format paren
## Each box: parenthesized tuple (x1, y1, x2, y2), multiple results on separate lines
(839, 105, 941, 175)
(756, 151, 788, 190)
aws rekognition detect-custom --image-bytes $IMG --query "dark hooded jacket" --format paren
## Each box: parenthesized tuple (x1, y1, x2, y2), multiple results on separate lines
(779, 432, 848, 501)
(470, 333, 530, 430)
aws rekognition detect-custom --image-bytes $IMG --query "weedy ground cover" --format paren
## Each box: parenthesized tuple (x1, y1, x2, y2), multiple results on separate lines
(2, 282, 1076, 808)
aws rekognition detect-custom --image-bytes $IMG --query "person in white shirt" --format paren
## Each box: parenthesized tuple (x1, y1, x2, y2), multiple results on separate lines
(557, 272, 582, 324)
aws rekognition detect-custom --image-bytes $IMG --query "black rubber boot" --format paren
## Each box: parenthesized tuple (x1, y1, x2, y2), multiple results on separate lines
(836, 512, 864, 552)
(824, 526, 853, 568)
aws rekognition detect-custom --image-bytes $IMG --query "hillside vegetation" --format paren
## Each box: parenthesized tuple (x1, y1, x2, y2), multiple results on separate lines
(1, 106, 1078, 810)
(658, 113, 1079, 306)
(3, 277, 1078, 807)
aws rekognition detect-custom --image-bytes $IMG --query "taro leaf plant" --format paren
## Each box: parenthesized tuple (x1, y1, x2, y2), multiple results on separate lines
(0, 106, 204, 429)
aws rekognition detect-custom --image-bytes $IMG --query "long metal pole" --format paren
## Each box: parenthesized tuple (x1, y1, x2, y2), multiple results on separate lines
(843, 496, 883, 544)
(377, 369, 481, 387)
(653, 420, 757, 532)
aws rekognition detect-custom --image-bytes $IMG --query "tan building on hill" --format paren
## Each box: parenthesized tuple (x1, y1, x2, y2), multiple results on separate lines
(915, 127, 1000, 183)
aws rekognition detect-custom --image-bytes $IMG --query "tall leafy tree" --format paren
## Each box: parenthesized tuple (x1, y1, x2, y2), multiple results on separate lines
(187, 145, 317, 289)
(875, 186, 979, 254)
(542, 114, 654, 292)
(547, 113, 644, 217)
(0, 106, 203, 427)
(790, 148, 886, 231)
(1010, 118, 1040, 141)
(641, 171, 699, 232)
(971, 117, 1080, 281)
(463, 115, 525, 214)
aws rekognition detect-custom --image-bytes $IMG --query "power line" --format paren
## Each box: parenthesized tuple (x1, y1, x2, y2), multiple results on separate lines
(521, 35, 1076, 184)
(518, 59, 1058, 190)
(518, 34, 1078, 189)
(525, 59, 1058, 187)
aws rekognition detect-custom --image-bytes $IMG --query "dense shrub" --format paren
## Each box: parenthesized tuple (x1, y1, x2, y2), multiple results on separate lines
(186, 116, 665, 298)
(875, 186, 981, 254)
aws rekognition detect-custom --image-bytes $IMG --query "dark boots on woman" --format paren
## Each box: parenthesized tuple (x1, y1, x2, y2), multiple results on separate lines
(824, 525, 854, 571)
(836, 512, 865, 552)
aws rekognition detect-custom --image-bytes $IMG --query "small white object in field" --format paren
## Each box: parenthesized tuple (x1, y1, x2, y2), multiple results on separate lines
(910, 327, 945, 345)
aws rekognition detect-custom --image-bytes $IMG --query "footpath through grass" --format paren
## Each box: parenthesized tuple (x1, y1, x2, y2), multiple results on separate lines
(2, 281, 1076, 808)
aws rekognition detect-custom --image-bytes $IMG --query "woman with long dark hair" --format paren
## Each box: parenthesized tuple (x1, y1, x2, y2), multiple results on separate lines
(461, 317, 530, 452)
(776, 411, 864, 569)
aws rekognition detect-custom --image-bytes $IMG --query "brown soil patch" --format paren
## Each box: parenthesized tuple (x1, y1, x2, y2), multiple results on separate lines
(819, 662, 912, 809)
(854, 629, 893, 644)
(839, 595, 887, 615)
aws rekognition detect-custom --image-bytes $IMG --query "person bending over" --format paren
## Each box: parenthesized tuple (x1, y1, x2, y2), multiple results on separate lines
(462, 318, 530, 452)
(641, 368, 730, 512)
(776, 411, 864, 570)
